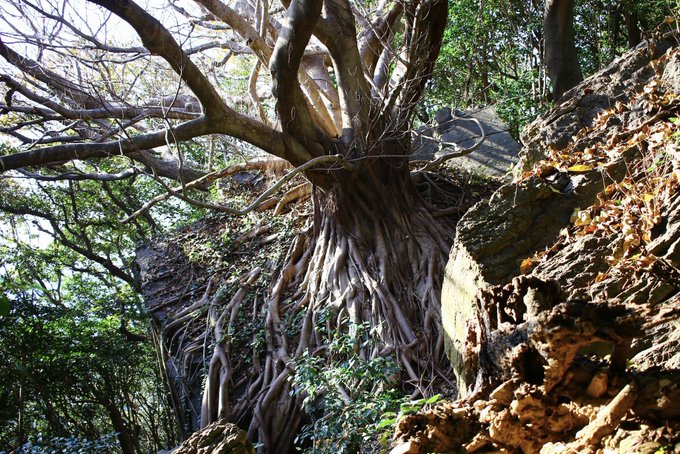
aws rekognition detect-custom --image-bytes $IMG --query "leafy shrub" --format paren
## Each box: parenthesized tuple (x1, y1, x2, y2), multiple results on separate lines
(291, 323, 404, 453)
(5, 433, 119, 454)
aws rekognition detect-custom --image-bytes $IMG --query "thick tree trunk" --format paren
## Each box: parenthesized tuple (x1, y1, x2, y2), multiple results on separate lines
(196, 158, 453, 452)
(625, 10, 641, 48)
(304, 165, 452, 374)
(100, 395, 138, 454)
(544, 0, 583, 101)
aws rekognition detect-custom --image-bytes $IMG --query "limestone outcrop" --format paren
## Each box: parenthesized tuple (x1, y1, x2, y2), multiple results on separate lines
(172, 420, 254, 454)
(422, 31, 680, 454)
(442, 31, 680, 397)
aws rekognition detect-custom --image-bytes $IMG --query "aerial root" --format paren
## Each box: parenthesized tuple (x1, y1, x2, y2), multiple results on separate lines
(192, 198, 453, 450)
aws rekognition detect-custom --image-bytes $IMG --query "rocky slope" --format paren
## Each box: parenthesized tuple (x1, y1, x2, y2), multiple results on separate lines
(394, 31, 680, 453)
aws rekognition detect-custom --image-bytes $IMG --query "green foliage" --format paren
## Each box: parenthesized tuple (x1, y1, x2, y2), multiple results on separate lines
(8, 432, 119, 454)
(493, 71, 552, 140)
(0, 276, 176, 452)
(375, 394, 441, 445)
(426, 0, 677, 139)
(0, 162, 188, 451)
(575, 0, 678, 75)
(0, 294, 9, 317)
(291, 323, 405, 453)
(426, 0, 549, 138)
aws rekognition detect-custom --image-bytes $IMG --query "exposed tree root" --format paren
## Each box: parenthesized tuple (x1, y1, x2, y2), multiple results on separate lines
(181, 173, 456, 451)
(138, 165, 497, 452)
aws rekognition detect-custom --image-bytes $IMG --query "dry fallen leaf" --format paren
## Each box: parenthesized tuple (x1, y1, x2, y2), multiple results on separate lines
(567, 164, 594, 173)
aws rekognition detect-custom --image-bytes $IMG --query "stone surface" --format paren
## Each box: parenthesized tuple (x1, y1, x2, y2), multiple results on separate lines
(136, 240, 207, 436)
(442, 155, 634, 395)
(411, 106, 521, 180)
(441, 33, 680, 398)
(173, 420, 254, 454)
(662, 46, 680, 96)
(410, 124, 438, 161)
(518, 33, 678, 172)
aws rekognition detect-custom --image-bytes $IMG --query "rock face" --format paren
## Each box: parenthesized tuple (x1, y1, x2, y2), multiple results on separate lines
(441, 32, 680, 398)
(518, 34, 678, 172)
(136, 240, 207, 436)
(397, 33, 680, 454)
(173, 420, 254, 454)
(412, 106, 521, 180)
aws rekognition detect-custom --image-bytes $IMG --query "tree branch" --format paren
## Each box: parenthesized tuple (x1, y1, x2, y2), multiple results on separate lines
(0, 203, 137, 289)
(0, 75, 199, 121)
(388, 0, 447, 122)
(270, 0, 331, 156)
(0, 118, 211, 171)
(0, 38, 103, 109)
(358, 3, 403, 79)
(87, 0, 226, 116)
(412, 117, 486, 172)
(314, 0, 372, 148)
(194, 0, 273, 66)
(14, 168, 138, 182)
(122, 154, 352, 222)
(1, 108, 313, 172)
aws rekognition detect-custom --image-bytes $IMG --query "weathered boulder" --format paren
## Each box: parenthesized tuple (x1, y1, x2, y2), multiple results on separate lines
(412, 106, 521, 180)
(442, 32, 680, 398)
(172, 420, 254, 454)
(442, 150, 641, 395)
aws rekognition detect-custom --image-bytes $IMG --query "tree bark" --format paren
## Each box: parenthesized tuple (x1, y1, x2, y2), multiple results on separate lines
(544, 0, 583, 101)
(625, 10, 641, 48)
(98, 393, 138, 454)
(190, 157, 454, 452)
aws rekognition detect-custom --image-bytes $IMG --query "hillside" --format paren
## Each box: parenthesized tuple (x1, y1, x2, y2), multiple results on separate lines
(393, 31, 680, 453)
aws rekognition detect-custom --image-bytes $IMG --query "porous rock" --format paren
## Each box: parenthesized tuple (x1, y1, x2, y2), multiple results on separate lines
(173, 419, 254, 454)
(441, 32, 680, 398)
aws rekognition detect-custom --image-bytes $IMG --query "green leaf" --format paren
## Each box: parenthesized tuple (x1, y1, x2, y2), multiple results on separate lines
(376, 418, 397, 429)
(0, 294, 10, 317)
(424, 394, 441, 404)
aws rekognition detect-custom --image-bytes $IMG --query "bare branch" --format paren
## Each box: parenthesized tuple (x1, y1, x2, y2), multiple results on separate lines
(127, 150, 210, 187)
(358, 3, 403, 78)
(387, 0, 447, 122)
(88, 0, 226, 117)
(1, 75, 199, 121)
(20, 0, 148, 55)
(14, 168, 139, 182)
(0, 118, 208, 171)
(194, 0, 273, 65)
(301, 56, 342, 130)
(412, 117, 487, 172)
(122, 154, 352, 222)
(0, 38, 104, 109)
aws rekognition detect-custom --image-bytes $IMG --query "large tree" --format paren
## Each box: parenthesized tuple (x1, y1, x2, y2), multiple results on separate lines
(544, 0, 583, 101)
(0, 0, 457, 450)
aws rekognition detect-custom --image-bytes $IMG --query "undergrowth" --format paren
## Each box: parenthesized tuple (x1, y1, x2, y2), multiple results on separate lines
(290, 322, 441, 453)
